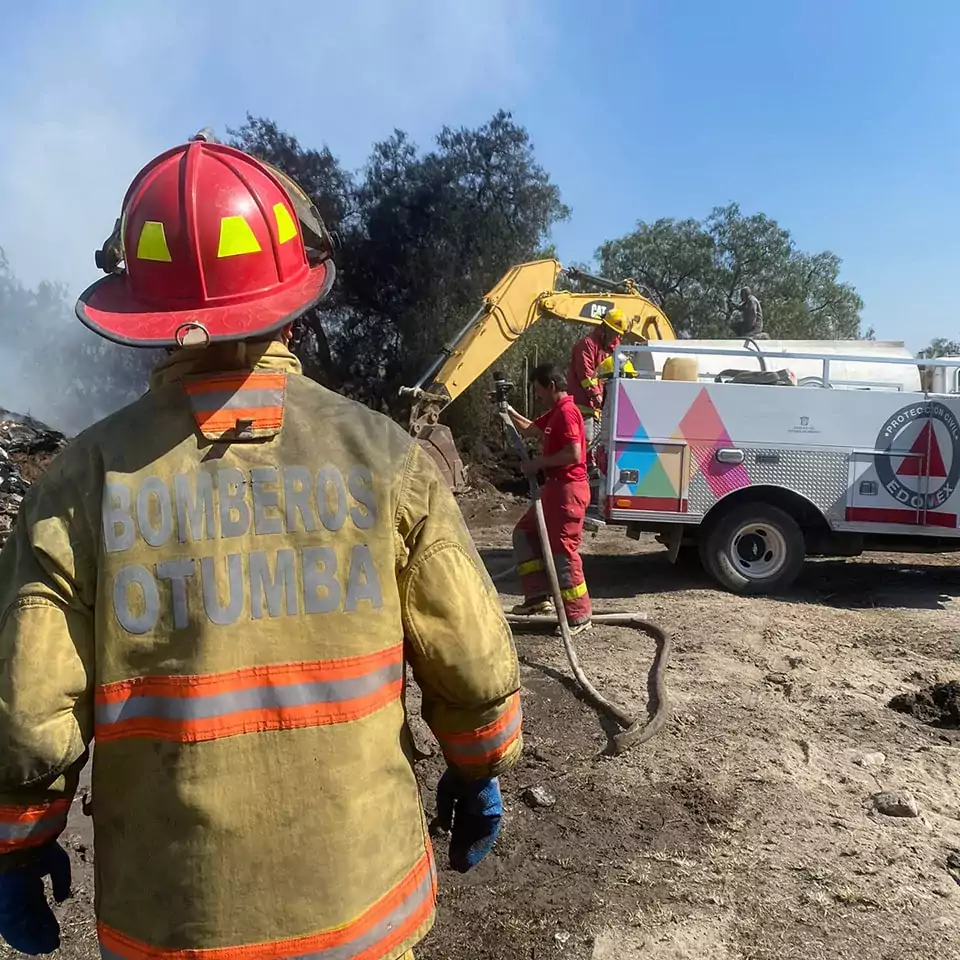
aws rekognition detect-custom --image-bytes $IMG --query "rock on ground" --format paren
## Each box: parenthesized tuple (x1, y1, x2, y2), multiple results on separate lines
(522, 785, 557, 809)
(871, 790, 921, 818)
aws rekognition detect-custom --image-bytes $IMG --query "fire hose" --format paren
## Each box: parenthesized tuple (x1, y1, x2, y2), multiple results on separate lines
(492, 375, 671, 754)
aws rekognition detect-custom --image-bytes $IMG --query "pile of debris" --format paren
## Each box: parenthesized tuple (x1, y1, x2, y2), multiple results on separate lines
(0, 408, 68, 549)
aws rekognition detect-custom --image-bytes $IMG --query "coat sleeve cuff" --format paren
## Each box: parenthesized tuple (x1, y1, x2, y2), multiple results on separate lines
(0, 797, 72, 872)
(432, 692, 523, 780)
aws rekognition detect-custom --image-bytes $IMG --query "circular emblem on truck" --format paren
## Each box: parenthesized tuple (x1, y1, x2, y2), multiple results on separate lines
(874, 401, 960, 510)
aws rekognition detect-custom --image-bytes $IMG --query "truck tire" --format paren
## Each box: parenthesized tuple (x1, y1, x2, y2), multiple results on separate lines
(699, 502, 805, 594)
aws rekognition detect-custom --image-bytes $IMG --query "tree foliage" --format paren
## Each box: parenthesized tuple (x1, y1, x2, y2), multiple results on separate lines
(340, 115, 568, 378)
(918, 337, 960, 359)
(596, 203, 868, 340)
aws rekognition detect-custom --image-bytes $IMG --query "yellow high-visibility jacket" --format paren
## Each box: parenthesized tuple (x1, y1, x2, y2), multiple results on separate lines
(0, 341, 522, 960)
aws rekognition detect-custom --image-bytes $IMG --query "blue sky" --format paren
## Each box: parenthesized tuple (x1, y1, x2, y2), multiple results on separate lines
(0, 0, 957, 351)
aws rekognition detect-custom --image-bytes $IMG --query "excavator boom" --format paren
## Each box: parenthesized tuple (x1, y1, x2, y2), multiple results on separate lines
(402, 259, 676, 489)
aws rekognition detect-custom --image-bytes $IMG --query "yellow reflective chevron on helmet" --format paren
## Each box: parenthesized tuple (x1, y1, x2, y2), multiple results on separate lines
(218, 216, 262, 258)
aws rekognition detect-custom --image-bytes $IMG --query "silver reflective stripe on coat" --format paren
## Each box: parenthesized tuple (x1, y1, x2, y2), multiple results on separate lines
(95, 662, 403, 728)
(187, 388, 285, 412)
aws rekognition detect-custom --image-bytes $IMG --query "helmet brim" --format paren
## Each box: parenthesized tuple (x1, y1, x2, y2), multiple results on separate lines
(76, 260, 335, 348)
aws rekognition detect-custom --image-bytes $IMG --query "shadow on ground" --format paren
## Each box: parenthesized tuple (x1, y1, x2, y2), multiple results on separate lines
(480, 546, 960, 611)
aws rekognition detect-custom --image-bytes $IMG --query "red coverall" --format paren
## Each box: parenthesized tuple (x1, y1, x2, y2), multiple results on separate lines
(512, 394, 592, 625)
(568, 329, 620, 469)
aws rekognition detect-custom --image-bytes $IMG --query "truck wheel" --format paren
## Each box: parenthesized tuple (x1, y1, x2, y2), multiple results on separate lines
(699, 502, 805, 594)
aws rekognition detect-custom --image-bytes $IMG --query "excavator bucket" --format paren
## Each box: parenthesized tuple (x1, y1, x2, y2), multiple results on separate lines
(414, 423, 466, 491)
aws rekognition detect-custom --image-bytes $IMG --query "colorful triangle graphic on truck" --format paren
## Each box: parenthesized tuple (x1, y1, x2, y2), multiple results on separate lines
(616, 384, 645, 438)
(636, 453, 678, 498)
(673, 387, 750, 496)
(677, 387, 728, 443)
(896, 421, 947, 478)
(616, 441, 658, 489)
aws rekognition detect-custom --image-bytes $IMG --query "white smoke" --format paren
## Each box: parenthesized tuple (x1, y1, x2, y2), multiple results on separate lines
(0, 256, 159, 435)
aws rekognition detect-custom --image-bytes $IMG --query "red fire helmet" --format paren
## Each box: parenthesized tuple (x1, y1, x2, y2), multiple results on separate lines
(76, 137, 336, 348)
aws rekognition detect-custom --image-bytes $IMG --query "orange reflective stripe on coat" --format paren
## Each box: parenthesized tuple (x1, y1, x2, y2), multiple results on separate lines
(98, 851, 436, 960)
(95, 645, 403, 743)
(436, 693, 522, 770)
(0, 799, 71, 853)
(185, 371, 286, 434)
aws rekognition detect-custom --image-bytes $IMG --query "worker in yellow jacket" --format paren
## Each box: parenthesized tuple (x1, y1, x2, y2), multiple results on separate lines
(0, 135, 522, 959)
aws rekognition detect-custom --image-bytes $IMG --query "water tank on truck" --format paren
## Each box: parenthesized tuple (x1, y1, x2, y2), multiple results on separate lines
(639, 340, 921, 393)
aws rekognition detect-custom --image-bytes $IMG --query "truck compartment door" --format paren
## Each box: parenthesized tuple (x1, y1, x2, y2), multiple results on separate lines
(846, 451, 923, 526)
(607, 440, 690, 515)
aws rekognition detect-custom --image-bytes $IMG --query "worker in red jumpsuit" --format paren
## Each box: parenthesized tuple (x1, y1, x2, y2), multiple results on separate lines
(568, 308, 629, 474)
(504, 363, 592, 635)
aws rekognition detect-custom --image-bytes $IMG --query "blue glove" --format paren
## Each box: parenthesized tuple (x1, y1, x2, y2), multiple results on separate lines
(434, 769, 503, 872)
(0, 843, 72, 956)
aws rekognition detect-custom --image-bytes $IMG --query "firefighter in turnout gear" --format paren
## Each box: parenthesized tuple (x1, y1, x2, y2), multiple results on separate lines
(0, 137, 522, 959)
(504, 363, 592, 635)
(568, 308, 628, 474)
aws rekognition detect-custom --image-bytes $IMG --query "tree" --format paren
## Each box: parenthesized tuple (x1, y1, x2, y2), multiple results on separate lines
(339, 113, 569, 433)
(918, 338, 960, 359)
(339, 112, 568, 374)
(227, 116, 355, 387)
(596, 203, 867, 340)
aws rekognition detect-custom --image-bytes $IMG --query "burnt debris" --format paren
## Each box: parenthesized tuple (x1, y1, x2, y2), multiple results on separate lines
(0, 408, 68, 549)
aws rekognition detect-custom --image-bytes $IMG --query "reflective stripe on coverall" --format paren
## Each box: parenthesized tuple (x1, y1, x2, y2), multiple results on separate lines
(512, 480, 592, 624)
(0, 341, 522, 960)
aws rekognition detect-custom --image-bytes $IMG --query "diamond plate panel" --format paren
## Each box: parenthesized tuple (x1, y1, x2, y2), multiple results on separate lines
(686, 448, 849, 521)
(687, 470, 714, 515)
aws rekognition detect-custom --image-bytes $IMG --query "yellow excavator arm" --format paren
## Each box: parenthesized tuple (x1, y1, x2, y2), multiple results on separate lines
(401, 258, 676, 489)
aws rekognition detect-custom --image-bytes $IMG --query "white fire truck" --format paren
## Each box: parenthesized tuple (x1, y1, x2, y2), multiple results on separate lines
(593, 342, 960, 594)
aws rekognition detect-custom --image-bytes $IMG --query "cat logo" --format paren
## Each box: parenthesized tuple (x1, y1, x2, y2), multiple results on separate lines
(578, 299, 615, 322)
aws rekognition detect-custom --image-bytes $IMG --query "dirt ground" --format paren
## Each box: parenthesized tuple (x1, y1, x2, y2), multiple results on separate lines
(6, 496, 960, 960)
